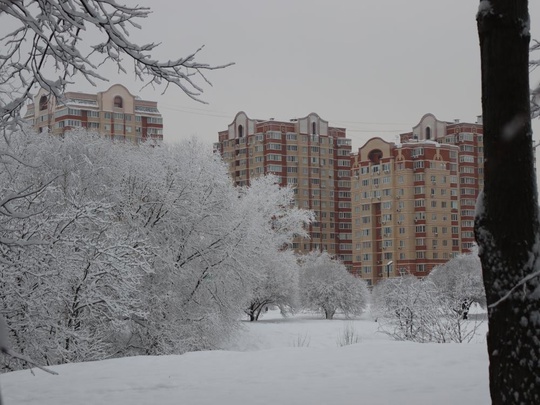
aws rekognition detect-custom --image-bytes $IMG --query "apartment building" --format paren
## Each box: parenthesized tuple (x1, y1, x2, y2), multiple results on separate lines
(24, 84, 163, 142)
(215, 112, 353, 268)
(351, 113, 484, 285)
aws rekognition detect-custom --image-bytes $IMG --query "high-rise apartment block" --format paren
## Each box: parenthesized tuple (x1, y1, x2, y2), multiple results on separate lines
(215, 112, 353, 268)
(24, 84, 163, 142)
(351, 113, 484, 285)
(217, 112, 484, 285)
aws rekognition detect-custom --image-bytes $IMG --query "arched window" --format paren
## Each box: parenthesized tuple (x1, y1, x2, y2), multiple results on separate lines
(114, 96, 123, 108)
(39, 95, 48, 111)
(425, 127, 431, 140)
(238, 124, 244, 138)
(312, 122, 316, 135)
(368, 149, 383, 164)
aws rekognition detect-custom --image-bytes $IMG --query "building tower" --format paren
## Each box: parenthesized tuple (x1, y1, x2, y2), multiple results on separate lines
(24, 84, 163, 142)
(215, 112, 353, 269)
(351, 113, 484, 285)
(400, 114, 484, 254)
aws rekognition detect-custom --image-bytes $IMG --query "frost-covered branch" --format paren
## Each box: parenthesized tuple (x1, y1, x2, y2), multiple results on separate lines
(0, 0, 233, 130)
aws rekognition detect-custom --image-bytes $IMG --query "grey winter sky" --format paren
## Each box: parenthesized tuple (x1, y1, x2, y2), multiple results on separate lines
(68, 0, 540, 151)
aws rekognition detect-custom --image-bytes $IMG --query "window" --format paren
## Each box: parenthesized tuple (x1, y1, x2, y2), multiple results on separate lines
(268, 165, 283, 173)
(114, 96, 123, 108)
(460, 155, 475, 163)
(66, 119, 81, 127)
(267, 131, 281, 140)
(268, 154, 282, 161)
(268, 143, 282, 150)
(39, 95, 48, 111)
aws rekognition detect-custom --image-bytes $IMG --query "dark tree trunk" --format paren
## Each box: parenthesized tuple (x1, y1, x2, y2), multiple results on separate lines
(324, 309, 335, 320)
(476, 1, 540, 403)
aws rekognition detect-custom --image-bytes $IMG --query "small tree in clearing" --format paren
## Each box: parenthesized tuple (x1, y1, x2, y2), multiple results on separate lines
(299, 252, 369, 320)
(245, 250, 299, 322)
(428, 249, 486, 320)
(372, 276, 436, 342)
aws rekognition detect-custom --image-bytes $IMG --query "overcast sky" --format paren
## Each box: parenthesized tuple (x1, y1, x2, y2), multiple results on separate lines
(68, 0, 540, 151)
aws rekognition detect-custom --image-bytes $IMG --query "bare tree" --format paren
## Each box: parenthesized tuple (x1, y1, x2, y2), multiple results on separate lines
(476, 0, 540, 403)
(0, 0, 232, 131)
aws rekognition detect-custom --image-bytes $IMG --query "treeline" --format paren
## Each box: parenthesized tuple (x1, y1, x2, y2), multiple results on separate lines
(0, 128, 317, 370)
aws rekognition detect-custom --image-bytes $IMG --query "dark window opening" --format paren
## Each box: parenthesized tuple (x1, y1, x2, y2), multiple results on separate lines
(368, 149, 383, 164)
(238, 124, 244, 138)
(114, 96, 123, 108)
(39, 95, 48, 111)
(426, 127, 431, 140)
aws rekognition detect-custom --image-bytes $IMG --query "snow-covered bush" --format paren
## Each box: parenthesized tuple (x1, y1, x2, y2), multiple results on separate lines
(373, 275, 483, 344)
(336, 323, 361, 347)
(428, 250, 486, 320)
(299, 252, 369, 320)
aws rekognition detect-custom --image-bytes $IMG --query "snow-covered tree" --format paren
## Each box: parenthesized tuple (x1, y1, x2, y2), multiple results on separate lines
(244, 249, 299, 322)
(106, 145, 312, 353)
(299, 252, 369, 320)
(0, 129, 152, 368)
(372, 276, 437, 342)
(428, 250, 486, 319)
(476, 0, 540, 401)
(0, 129, 314, 365)
(239, 175, 312, 322)
(0, 0, 231, 374)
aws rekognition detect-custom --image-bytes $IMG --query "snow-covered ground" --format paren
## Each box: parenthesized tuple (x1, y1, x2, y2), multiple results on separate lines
(1, 310, 490, 405)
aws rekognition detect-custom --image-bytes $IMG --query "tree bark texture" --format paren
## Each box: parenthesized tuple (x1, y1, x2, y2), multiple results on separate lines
(476, 0, 540, 403)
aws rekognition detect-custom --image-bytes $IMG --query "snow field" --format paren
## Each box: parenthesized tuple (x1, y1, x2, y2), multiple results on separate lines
(1, 311, 490, 405)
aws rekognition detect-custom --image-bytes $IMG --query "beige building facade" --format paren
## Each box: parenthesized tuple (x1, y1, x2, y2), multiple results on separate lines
(352, 114, 484, 285)
(24, 84, 163, 142)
